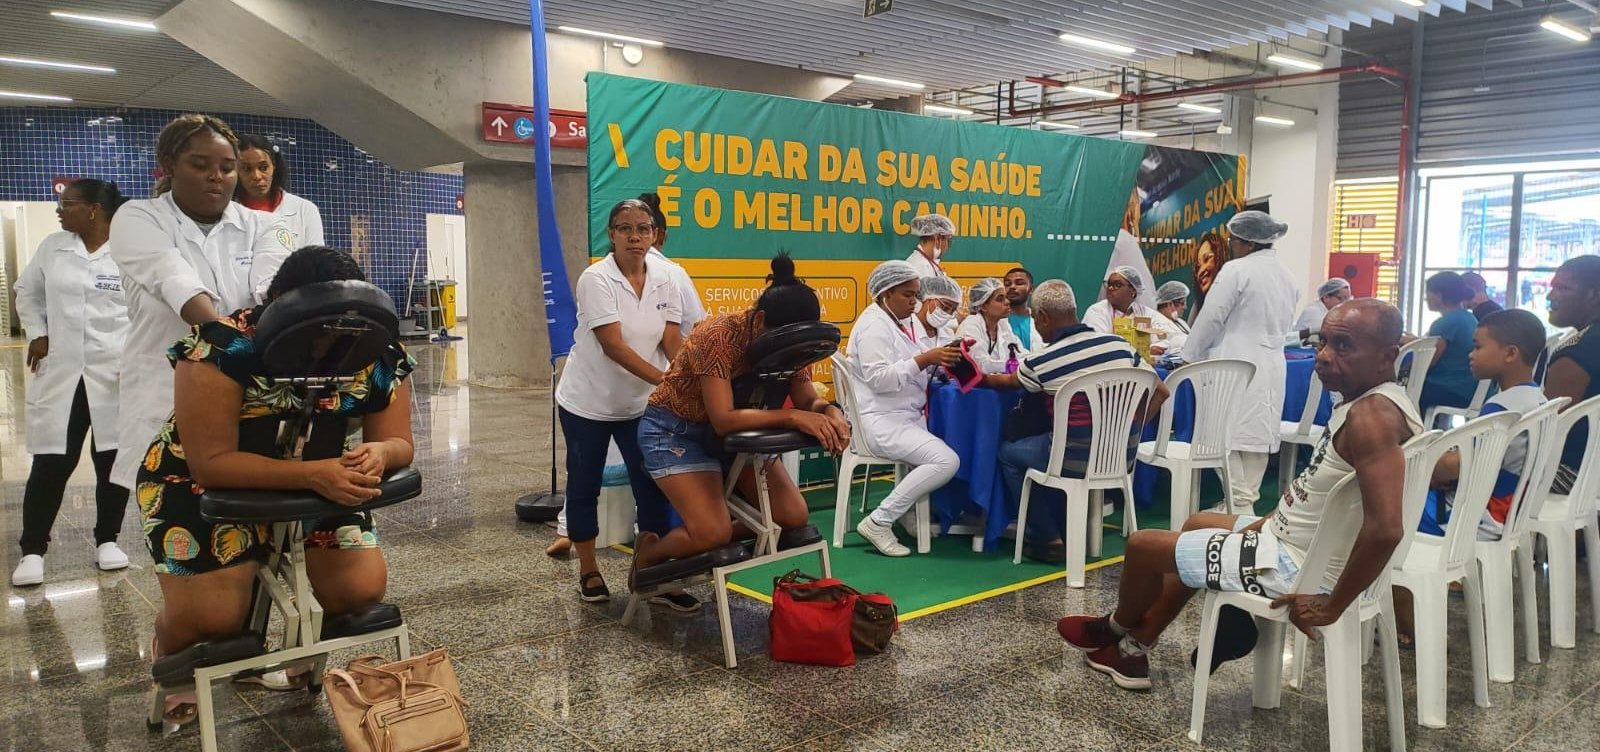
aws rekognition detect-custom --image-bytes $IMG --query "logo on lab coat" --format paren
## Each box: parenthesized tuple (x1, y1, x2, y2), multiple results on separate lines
(93, 274, 122, 293)
(275, 228, 298, 251)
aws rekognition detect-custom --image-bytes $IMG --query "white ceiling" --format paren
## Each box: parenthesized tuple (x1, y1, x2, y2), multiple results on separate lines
(0, 0, 295, 116)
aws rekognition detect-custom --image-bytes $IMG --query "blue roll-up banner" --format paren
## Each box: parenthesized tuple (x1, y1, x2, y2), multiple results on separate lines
(529, 0, 576, 361)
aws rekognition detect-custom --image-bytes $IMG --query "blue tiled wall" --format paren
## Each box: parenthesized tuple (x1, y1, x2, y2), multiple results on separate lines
(0, 106, 463, 304)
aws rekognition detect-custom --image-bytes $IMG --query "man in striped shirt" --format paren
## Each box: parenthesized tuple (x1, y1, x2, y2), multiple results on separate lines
(987, 279, 1167, 563)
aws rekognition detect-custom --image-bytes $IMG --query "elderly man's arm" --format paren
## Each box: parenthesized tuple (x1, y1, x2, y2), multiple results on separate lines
(1272, 397, 1412, 637)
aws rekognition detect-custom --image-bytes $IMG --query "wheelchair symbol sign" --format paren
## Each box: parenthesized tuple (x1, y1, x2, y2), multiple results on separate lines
(513, 117, 537, 139)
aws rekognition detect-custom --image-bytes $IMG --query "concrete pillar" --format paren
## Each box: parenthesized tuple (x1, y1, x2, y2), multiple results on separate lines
(463, 162, 590, 387)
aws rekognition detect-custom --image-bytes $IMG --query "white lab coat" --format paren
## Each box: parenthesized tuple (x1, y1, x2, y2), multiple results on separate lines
(108, 195, 296, 488)
(844, 303, 936, 457)
(13, 232, 128, 454)
(259, 190, 324, 249)
(955, 314, 1023, 373)
(1180, 249, 1300, 453)
(904, 248, 945, 280)
(1080, 299, 1183, 344)
(1163, 314, 1191, 353)
(1292, 300, 1328, 334)
(648, 247, 706, 335)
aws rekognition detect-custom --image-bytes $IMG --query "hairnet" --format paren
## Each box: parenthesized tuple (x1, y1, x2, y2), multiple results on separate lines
(1155, 280, 1190, 305)
(918, 274, 962, 303)
(909, 213, 956, 237)
(1226, 210, 1289, 243)
(867, 260, 922, 299)
(968, 278, 1003, 313)
(1106, 265, 1145, 295)
(1316, 277, 1351, 298)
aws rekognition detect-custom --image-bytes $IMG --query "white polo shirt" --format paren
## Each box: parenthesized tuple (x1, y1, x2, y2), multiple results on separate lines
(555, 253, 683, 421)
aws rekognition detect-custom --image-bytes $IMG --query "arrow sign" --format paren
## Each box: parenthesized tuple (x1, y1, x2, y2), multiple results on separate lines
(481, 102, 586, 147)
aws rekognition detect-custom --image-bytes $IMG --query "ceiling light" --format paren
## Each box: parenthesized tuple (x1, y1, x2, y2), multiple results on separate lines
(1539, 15, 1592, 43)
(556, 26, 664, 47)
(1396, 0, 1426, 8)
(1255, 115, 1297, 127)
(853, 73, 925, 90)
(49, 11, 158, 31)
(923, 103, 972, 116)
(1037, 120, 1081, 130)
(1176, 102, 1222, 115)
(1267, 53, 1323, 71)
(1065, 84, 1120, 99)
(1120, 129, 1157, 139)
(0, 90, 73, 102)
(1057, 33, 1136, 56)
(0, 56, 115, 74)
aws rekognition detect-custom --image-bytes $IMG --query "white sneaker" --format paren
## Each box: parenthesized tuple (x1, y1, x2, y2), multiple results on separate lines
(856, 518, 911, 557)
(11, 555, 44, 587)
(95, 542, 130, 571)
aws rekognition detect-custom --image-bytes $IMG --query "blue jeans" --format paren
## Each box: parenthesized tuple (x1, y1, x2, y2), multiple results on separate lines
(999, 433, 1077, 545)
(558, 407, 672, 543)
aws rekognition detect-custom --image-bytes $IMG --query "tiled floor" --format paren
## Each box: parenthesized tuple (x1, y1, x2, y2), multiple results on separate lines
(4, 334, 1600, 751)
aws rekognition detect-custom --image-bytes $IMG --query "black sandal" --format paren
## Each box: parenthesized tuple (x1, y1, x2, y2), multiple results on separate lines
(578, 571, 610, 603)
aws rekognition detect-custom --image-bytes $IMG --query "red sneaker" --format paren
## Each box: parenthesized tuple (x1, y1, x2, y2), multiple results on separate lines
(1056, 614, 1119, 652)
(1085, 643, 1152, 691)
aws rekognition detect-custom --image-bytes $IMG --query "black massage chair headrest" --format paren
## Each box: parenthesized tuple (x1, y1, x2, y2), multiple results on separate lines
(254, 280, 399, 380)
(731, 321, 840, 410)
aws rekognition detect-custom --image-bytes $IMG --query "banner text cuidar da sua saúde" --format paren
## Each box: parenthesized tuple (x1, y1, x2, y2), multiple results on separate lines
(586, 73, 1247, 377)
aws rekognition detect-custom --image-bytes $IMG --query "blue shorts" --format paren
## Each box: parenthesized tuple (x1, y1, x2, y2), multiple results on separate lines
(1173, 515, 1303, 598)
(638, 406, 728, 480)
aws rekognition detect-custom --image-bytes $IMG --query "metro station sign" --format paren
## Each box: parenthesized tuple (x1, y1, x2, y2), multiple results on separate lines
(481, 102, 587, 148)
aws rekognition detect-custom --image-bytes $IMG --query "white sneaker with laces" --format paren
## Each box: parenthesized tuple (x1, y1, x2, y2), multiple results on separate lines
(12, 554, 44, 586)
(95, 542, 130, 571)
(856, 518, 911, 557)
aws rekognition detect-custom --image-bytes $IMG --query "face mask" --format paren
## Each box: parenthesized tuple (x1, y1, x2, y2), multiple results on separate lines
(926, 307, 954, 328)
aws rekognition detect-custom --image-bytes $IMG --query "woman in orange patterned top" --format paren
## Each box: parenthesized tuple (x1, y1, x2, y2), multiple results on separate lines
(633, 254, 850, 571)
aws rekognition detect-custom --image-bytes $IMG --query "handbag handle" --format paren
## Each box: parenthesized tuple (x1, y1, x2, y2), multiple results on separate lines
(327, 669, 469, 710)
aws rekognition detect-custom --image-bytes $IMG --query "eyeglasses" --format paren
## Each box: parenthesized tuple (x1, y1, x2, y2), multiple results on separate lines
(56, 198, 86, 208)
(1104, 280, 1129, 291)
(609, 223, 656, 236)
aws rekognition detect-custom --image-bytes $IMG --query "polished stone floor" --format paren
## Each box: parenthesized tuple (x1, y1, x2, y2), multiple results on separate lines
(4, 334, 1600, 751)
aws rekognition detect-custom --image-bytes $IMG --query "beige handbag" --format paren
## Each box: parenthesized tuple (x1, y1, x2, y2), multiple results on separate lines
(323, 648, 470, 752)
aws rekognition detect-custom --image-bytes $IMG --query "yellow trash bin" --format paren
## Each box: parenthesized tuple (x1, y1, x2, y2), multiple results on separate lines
(431, 281, 458, 329)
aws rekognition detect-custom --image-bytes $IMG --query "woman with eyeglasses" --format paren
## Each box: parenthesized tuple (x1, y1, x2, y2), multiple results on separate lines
(552, 199, 686, 603)
(10, 179, 132, 587)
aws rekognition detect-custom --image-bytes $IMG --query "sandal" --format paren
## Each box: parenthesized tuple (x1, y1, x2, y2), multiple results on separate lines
(149, 684, 198, 727)
(234, 665, 313, 691)
(578, 571, 610, 603)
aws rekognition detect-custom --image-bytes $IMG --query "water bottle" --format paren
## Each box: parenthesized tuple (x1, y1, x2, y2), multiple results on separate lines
(1005, 343, 1020, 374)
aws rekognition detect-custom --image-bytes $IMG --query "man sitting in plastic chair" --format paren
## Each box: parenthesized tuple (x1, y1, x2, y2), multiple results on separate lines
(139, 246, 417, 734)
(1057, 299, 1424, 690)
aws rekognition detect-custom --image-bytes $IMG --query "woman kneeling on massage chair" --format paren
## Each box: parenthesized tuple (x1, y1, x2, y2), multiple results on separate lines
(632, 253, 851, 574)
(139, 246, 415, 724)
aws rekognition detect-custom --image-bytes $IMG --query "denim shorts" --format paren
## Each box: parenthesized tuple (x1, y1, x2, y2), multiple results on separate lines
(639, 406, 728, 479)
(1173, 515, 1303, 598)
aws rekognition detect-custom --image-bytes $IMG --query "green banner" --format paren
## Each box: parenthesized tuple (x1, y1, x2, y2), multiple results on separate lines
(586, 73, 1243, 323)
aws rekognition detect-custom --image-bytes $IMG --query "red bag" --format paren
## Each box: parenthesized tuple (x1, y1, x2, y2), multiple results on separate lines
(769, 571, 858, 666)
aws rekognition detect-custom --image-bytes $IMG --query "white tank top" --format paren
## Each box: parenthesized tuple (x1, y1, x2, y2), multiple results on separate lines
(1266, 381, 1423, 587)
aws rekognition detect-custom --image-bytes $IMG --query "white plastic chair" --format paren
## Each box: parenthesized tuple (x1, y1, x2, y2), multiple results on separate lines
(1137, 359, 1256, 527)
(1424, 378, 1493, 429)
(1474, 398, 1567, 682)
(1278, 370, 1328, 494)
(1392, 411, 1516, 728)
(1395, 336, 1440, 413)
(1190, 429, 1440, 752)
(1013, 366, 1158, 587)
(828, 354, 932, 554)
(1517, 393, 1600, 650)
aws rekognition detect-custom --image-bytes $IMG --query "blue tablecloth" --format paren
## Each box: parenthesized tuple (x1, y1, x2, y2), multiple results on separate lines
(925, 384, 1019, 551)
(1132, 349, 1330, 507)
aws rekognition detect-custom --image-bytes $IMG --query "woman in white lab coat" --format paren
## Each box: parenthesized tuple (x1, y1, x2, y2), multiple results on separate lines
(1081, 266, 1182, 347)
(843, 261, 963, 556)
(904, 213, 955, 280)
(957, 278, 1025, 373)
(235, 134, 325, 248)
(109, 114, 296, 494)
(10, 179, 132, 587)
(1154, 280, 1192, 354)
(1179, 211, 1300, 513)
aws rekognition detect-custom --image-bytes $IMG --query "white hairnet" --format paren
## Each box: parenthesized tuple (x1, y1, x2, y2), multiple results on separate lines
(1155, 280, 1190, 305)
(909, 213, 956, 237)
(1226, 210, 1289, 243)
(918, 275, 962, 303)
(1107, 265, 1145, 295)
(867, 260, 922, 299)
(968, 278, 1003, 313)
(1317, 277, 1352, 298)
